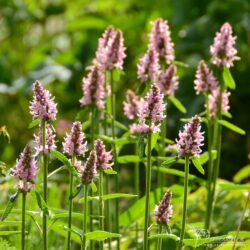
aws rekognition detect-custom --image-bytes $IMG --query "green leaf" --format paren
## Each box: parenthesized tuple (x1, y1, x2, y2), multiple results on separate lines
(219, 183, 250, 191)
(114, 120, 128, 131)
(198, 150, 217, 165)
(113, 69, 124, 82)
(0, 231, 22, 236)
(98, 135, 114, 144)
(1, 191, 20, 221)
(145, 132, 159, 156)
(161, 157, 178, 167)
(28, 119, 40, 129)
(63, 226, 82, 238)
(90, 182, 97, 193)
(75, 108, 89, 121)
(233, 164, 250, 183)
(168, 96, 187, 113)
(192, 157, 205, 175)
(34, 191, 49, 215)
(149, 233, 179, 241)
(50, 150, 71, 168)
(48, 165, 67, 179)
(223, 68, 236, 89)
(218, 120, 245, 135)
(152, 167, 198, 180)
(102, 193, 137, 201)
(70, 184, 83, 200)
(117, 155, 141, 164)
(136, 83, 146, 96)
(228, 231, 250, 238)
(0, 221, 21, 227)
(138, 135, 145, 159)
(183, 235, 231, 247)
(52, 212, 83, 220)
(104, 169, 117, 175)
(174, 60, 189, 68)
(85, 230, 121, 241)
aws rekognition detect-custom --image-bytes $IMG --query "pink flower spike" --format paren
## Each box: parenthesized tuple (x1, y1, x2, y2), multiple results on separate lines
(80, 150, 97, 184)
(14, 145, 38, 193)
(80, 64, 105, 109)
(123, 90, 143, 120)
(34, 124, 56, 155)
(149, 18, 175, 64)
(194, 60, 218, 95)
(176, 115, 204, 158)
(157, 64, 179, 97)
(137, 49, 160, 83)
(155, 189, 173, 225)
(94, 139, 113, 170)
(208, 88, 230, 118)
(30, 80, 57, 121)
(63, 122, 87, 157)
(210, 23, 239, 68)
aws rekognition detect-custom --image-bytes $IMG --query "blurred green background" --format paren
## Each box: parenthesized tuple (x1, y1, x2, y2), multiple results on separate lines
(0, 0, 250, 180)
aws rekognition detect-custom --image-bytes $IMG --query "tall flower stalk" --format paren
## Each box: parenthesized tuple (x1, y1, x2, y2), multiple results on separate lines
(63, 121, 87, 249)
(205, 22, 238, 230)
(13, 145, 38, 250)
(30, 80, 57, 250)
(176, 116, 204, 249)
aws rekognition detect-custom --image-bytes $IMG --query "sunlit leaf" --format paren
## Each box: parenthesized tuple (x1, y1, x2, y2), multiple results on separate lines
(192, 157, 205, 175)
(145, 132, 158, 156)
(104, 169, 117, 175)
(117, 155, 141, 164)
(149, 234, 179, 241)
(218, 120, 245, 135)
(168, 96, 187, 113)
(1, 191, 20, 221)
(50, 150, 71, 168)
(28, 119, 40, 129)
(219, 183, 250, 191)
(233, 164, 250, 183)
(85, 230, 121, 241)
(223, 68, 236, 89)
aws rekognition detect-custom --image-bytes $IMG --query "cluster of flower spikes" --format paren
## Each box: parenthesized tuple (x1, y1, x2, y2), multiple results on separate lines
(123, 89, 143, 120)
(94, 139, 113, 171)
(30, 80, 57, 121)
(176, 115, 204, 158)
(149, 18, 175, 65)
(210, 22, 239, 68)
(155, 189, 173, 225)
(80, 64, 106, 109)
(13, 145, 38, 193)
(63, 122, 87, 157)
(129, 84, 165, 134)
(80, 150, 97, 184)
(34, 124, 56, 155)
(137, 18, 178, 98)
(96, 26, 126, 71)
(193, 60, 231, 118)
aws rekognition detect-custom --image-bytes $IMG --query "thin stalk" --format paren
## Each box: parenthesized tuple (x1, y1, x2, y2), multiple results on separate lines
(134, 143, 140, 197)
(82, 184, 89, 250)
(67, 156, 75, 250)
(178, 156, 189, 250)
(104, 71, 111, 250)
(22, 192, 26, 250)
(110, 70, 120, 249)
(42, 120, 48, 250)
(205, 94, 214, 230)
(156, 224, 163, 250)
(159, 105, 167, 196)
(143, 131, 152, 250)
(232, 192, 250, 250)
(89, 107, 95, 250)
(209, 88, 223, 228)
(99, 170, 104, 250)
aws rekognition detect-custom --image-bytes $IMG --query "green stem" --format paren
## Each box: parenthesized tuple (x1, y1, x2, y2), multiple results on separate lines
(22, 192, 26, 250)
(104, 71, 111, 250)
(205, 94, 214, 230)
(143, 132, 152, 250)
(156, 224, 163, 250)
(233, 191, 250, 250)
(67, 156, 75, 250)
(99, 170, 104, 250)
(110, 70, 120, 249)
(82, 184, 89, 250)
(179, 156, 189, 250)
(135, 143, 140, 197)
(42, 120, 48, 250)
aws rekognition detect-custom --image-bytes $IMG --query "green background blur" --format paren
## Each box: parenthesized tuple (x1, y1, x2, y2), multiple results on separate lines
(0, 0, 250, 180)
